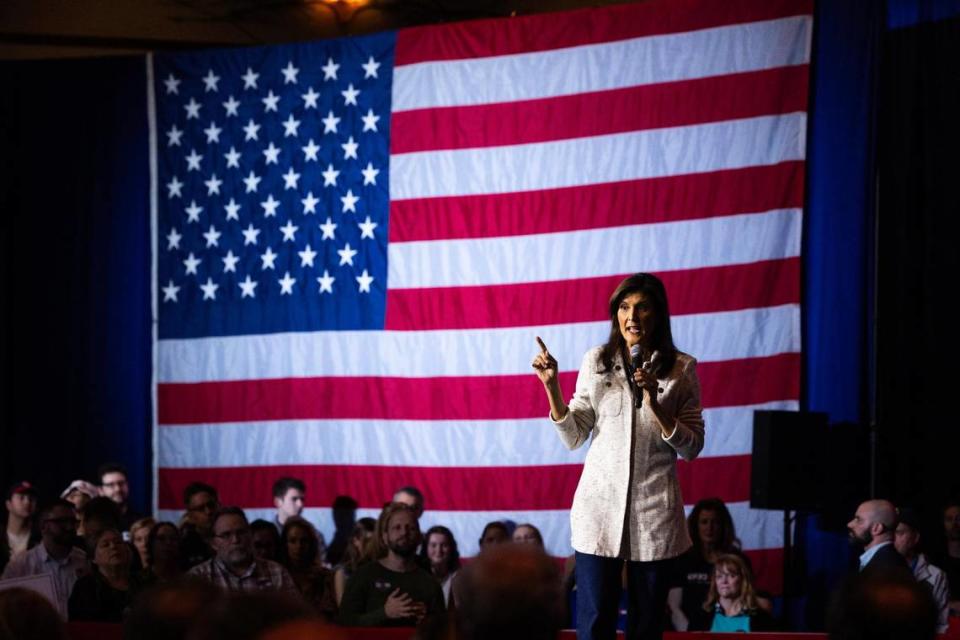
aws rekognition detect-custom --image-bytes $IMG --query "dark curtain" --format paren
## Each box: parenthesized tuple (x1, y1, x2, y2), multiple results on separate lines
(878, 16, 960, 523)
(0, 56, 152, 514)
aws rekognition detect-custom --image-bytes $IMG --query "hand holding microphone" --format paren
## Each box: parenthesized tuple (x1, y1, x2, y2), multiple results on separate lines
(630, 346, 661, 408)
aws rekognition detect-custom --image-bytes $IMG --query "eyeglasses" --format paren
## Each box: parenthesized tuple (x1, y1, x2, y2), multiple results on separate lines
(214, 528, 251, 541)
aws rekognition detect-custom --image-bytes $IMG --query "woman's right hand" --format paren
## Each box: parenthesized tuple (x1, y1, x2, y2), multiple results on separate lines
(532, 336, 559, 386)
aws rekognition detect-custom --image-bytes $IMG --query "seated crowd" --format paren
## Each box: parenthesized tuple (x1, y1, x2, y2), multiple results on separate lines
(0, 467, 957, 639)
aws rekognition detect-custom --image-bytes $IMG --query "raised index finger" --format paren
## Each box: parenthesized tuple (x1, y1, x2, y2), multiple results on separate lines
(535, 336, 550, 355)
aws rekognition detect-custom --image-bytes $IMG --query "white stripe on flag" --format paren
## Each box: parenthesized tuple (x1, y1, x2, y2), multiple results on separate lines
(388, 210, 802, 288)
(390, 114, 806, 200)
(157, 400, 799, 469)
(157, 500, 783, 558)
(157, 305, 799, 383)
(392, 16, 812, 111)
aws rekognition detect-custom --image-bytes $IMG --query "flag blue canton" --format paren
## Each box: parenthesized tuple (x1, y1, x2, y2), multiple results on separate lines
(155, 33, 394, 339)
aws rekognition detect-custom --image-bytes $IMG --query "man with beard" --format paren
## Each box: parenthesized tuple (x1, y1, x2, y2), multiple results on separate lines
(338, 502, 444, 626)
(847, 499, 909, 573)
(188, 507, 296, 595)
(1, 499, 89, 618)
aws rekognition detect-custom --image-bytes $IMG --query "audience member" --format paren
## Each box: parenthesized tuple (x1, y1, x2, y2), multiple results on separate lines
(930, 499, 960, 615)
(325, 495, 359, 567)
(667, 497, 742, 631)
(455, 543, 564, 640)
(130, 517, 156, 570)
(419, 525, 461, 606)
(702, 553, 774, 632)
(895, 508, 950, 632)
(278, 516, 337, 619)
(847, 499, 908, 573)
(1, 481, 39, 574)
(272, 477, 327, 561)
(181, 482, 219, 568)
(122, 578, 223, 640)
(60, 480, 99, 512)
(333, 517, 376, 605)
(392, 486, 425, 520)
(0, 587, 69, 640)
(187, 590, 318, 640)
(68, 528, 139, 622)
(478, 521, 510, 552)
(512, 523, 545, 549)
(1, 499, 89, 618)
(828, 566, 938, 640)
(141, 521, 184, 585)
(98, 463, 141, 531)
(188, 507, 297, 595)
(79, 496, 122, 545)
(251, 519, 281, 562)
(338, 502, 444, 626)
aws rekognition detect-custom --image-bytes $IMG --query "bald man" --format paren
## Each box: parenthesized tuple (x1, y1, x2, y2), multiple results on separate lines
(847, 499, 909, 573)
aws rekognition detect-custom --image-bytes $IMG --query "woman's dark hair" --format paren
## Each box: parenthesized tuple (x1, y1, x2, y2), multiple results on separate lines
(478, 521, 510, 546)
(418, 525, 461, 574)
(278, 516, 320, 569)
(687, 497, 740, 554)
(146, 521, 182, 569)
(599, 272, 677, 376)
(342, 517, 376, 571)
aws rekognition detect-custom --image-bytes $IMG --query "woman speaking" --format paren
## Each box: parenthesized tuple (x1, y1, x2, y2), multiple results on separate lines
(532, 273, 705, 640)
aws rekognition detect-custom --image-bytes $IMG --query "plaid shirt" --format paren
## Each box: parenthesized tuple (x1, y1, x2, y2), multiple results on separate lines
(188, 556, 297, 595)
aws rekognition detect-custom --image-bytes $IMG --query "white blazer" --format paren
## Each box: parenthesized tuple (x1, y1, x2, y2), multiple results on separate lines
(552, 346, 705, 561)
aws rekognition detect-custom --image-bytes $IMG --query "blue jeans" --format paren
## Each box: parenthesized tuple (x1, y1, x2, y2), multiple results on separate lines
(575, 551, 675, 640)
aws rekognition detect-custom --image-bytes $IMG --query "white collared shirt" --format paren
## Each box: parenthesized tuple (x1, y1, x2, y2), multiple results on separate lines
(859, 540, 893, 570)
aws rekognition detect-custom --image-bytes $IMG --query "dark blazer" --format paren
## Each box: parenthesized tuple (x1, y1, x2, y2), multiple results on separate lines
(862, 542, 909, 573)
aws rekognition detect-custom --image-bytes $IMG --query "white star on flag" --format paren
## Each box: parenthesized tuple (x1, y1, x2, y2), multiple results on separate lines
(242, 67, 259, 89)
(260, 246, 278, 270)
(163, 74, 181, 95)
(361, 109, 380, 132)
(242, 223, 260, 246)
(222, 95, 240, 117)
(361, 162, 379, 185)
(263, 143, 281, 165)
(298, 244, 318, 267)
(166, 228, 182, 250)
(322, 164, 339, 187)
(262, 90, 280, 112)
(238, 275, 258, 298)
(322, 111, 340, 134)
(282, 167, 301, 190)
(279, 220, 299, 242)
(202, 70, 220, 92)
(166, 125, 183, 147)
(337, 243, 357, 265)
(340, 189, 359, 213)
(244, 171, 262, 193)
(185, 149, 203, 171)
(243, 119, 260, 141)
(302, 87, 320, 109)
(317, 269, 335, 293)
(162, 279, 180, 301)
(204, 174, 222, 195)
(200, 277, 219, 300)
(319, 217, 337, 240)
(362, 56, 380, 79)
(224, 199, 241, 220)
(224, 147, 241, 168)
(358, 216, 377, 239)
(356, 269, 374, 293)
(183, 252, 202, 275)
(261, 194, 280, 217)
(302, 139, 320, 162)
(282, 114, 301, 137)
(203, 225, 222, 248)
(278, 271, 297, 295)
(281, 61, 300, 84)
(185, 200, 203, 223)
(184, 98, 201, 119)
(166, 176, 183, 199)
(222, 250, 240, 273)
(341, 84, 360, 106)
(301, 192, 320, 214)
(341, 136, 359, 160)
(322, 57, 339, 80)
(204, 122, 222, 143)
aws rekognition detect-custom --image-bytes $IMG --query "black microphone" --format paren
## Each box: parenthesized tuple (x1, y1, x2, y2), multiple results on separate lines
(629, 344, 643, 408)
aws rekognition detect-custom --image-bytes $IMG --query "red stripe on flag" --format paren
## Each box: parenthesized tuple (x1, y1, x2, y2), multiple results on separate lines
(395, 0, 813, 65)
(388, 163, 805, 243)
(157, 456, 750, 511)
(385, 259, 800, 331)
(744, 547, 785, 595)
(391, 66, 809, 153)
(158, 355, 797, 425)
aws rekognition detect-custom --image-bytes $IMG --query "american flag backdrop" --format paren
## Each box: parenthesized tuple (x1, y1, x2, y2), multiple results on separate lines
(151, 0, 812, 592)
